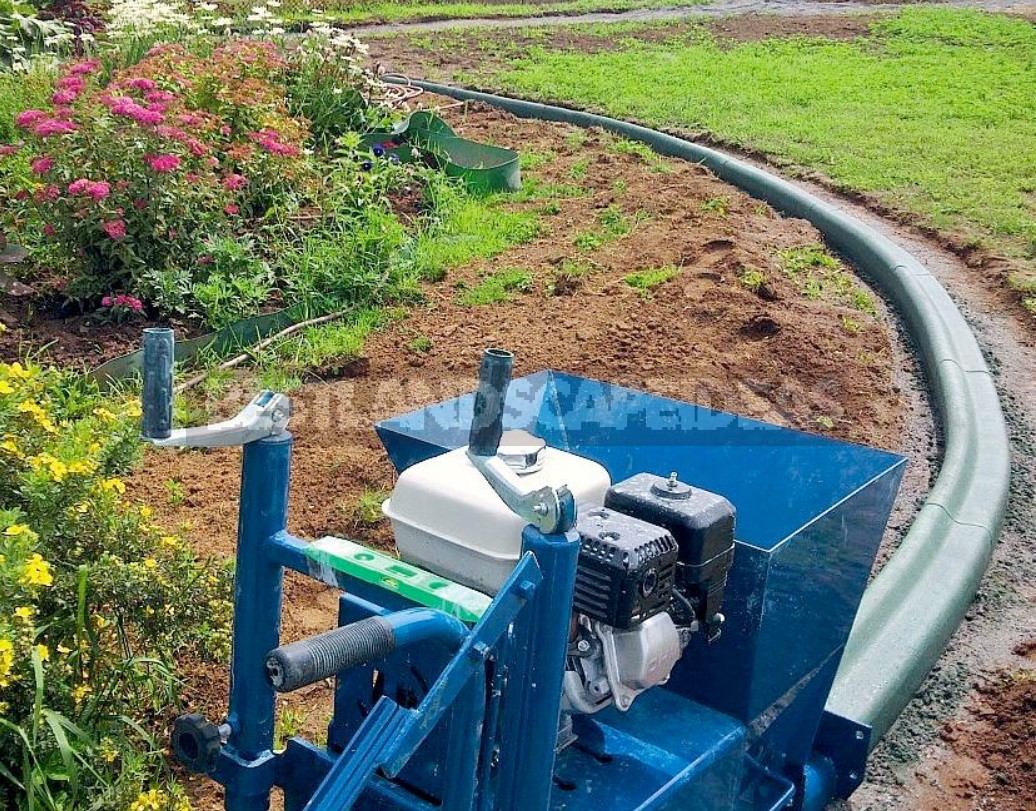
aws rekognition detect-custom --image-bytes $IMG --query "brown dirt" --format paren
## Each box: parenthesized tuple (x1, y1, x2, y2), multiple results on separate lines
(122, 100, 907, 810)
(909, 644, 1036, 811)
(0, 294, 195, 368)
(367, 15, 878, 78)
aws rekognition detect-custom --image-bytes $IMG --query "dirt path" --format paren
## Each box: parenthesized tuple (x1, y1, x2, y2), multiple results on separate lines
(344, 0, 1035, 35)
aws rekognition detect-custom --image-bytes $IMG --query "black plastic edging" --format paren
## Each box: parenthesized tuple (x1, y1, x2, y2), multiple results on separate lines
(396, 80, 1012, 746)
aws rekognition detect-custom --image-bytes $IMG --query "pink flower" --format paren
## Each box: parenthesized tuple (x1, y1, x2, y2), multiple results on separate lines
(52, 90, 79, 106)
(42, 224, 55, 237)
(133, 108, 165, 125)
(128, 78, 157, 91)
(102, 219, 126, 240)
(15, 110, 47, 129)
(0, 144, 19, 158)
(56, 75, 86, 92)
(185, 173, 200, 183)
(30, 156, 54, 174)
(33, 119, 78, 137)
(222, 173, 247, 190)
(34, 185, 59, 204)
(146, 154, 180, 173)
(185, 138, 207, 158)
(220, 125, 231, 137)
(87, 181, 111, 200)
(101, 295, 113, 306)
(224, 204, 239, 216)
(133, 198, 148, 210)
(154, 125, 188, 142)
(68, 178, 92, 195)
(146, 90, 177, 105)
(175, 113, 202, 126)
(67, 60, 100, 76)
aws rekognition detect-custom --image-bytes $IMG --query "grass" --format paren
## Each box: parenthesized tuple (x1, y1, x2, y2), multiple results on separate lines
(482, 8, 1036, 311)
(276, 0, 709, 25)
(456, 268, 534, 306)
(573, 204, 645, 251)
(546, 257, 597, 296)
(349, 487, 391, 525)
(414, 191, 541, 282)
(736, 266, 766, 293)
(625, 265, 680, 297)
(778, 244, 876, 313)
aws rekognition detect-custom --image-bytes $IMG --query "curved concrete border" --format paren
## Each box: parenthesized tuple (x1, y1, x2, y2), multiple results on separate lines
(391, 79, 1012, 746)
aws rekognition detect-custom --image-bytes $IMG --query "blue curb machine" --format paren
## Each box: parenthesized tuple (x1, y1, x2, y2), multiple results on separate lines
(139, 330, 904, 811)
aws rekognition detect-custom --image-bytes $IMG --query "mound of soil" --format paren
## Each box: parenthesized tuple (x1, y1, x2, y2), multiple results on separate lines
(125, 102, 908, 809)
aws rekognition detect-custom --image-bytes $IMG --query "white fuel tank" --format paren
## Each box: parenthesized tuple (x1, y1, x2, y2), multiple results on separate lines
(383, 432, 610, 595)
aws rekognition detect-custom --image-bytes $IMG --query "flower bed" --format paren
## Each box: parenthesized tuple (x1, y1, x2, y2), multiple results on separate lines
(0, 357, 232, 810)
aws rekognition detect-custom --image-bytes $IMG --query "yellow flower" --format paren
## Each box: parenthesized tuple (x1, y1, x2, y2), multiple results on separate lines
(13, 606, 33, 622)
(88, 441, 101, 453)
(93, 407, 118, 423)
(160, 535, 179, 549)
(20, 554, 53, 588)
(129, 788, 166, 811)
(143, 557, 158, 569)
(73, 502, 91, 514)
(0, 380, 14, 395)
(125, 401, 143, 419)
(68, 460, 97, 475)
(0, 638, 14, 687)
(34, 644, 49, 662)
(57, 644, 71, 654)
(72, 684, 91, 705)
(99, 738, 118, 763)
(94, 615, 110, 629)
(0, 438, 23, 459)
(4, 524, 30, 537)
(140, 506, 153, 519)
(102, 478, 126, 494)
(5, 362, 30, 380)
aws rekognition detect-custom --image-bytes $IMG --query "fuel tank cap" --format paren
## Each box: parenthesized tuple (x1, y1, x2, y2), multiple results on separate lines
(497, 429, 546, 474)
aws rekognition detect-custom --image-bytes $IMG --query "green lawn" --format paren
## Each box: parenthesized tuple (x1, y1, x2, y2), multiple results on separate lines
(276, 0, 708, 25)
(453, 8, 1036, 313)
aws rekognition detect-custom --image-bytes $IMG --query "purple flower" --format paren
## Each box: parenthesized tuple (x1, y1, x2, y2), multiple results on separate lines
(15, 110, 47, 129)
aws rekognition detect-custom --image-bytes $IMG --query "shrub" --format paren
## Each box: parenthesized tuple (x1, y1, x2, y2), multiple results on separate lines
(5, 41, 315, 313)
(0, 359, 232, 810)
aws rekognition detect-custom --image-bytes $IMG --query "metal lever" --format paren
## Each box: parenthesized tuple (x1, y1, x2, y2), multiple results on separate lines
(150, 390, 290, 448)
(465, 348, 575, 534)
(139, 328, 291, 448)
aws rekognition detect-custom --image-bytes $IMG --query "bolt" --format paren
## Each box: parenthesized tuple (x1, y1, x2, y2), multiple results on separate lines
(849, 772, 860, 782)
(467, 642, 491, 663)
(576, 639, 591, 654)
(517, 580, 537, 599)
(855, 730, 866, 741)
(532, 502, 549, 516)
(667, 471, 679, 489)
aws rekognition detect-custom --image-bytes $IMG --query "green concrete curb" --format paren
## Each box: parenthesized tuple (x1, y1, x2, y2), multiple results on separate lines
(398, 80, 1012, 746)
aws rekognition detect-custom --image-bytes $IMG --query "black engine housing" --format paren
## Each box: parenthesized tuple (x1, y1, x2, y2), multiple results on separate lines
(573, 506, 678, 630)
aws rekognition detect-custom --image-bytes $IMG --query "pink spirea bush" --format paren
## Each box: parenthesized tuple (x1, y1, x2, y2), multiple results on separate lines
(4, 42, 314, 312)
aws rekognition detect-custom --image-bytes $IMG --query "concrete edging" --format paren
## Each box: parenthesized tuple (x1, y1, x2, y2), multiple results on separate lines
(394, 79, 1012, 746)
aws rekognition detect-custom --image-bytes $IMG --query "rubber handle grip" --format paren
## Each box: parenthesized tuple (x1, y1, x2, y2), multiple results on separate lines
(265, 617, 395, 693)
(142, 328, 174, 440)
(469, 348, 514, 456)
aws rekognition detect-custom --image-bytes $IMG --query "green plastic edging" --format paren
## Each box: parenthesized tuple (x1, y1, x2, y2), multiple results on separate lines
(361, 109, 521, 194)
(89, 302, 315, 386)
(393, 80, 1012, 746)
